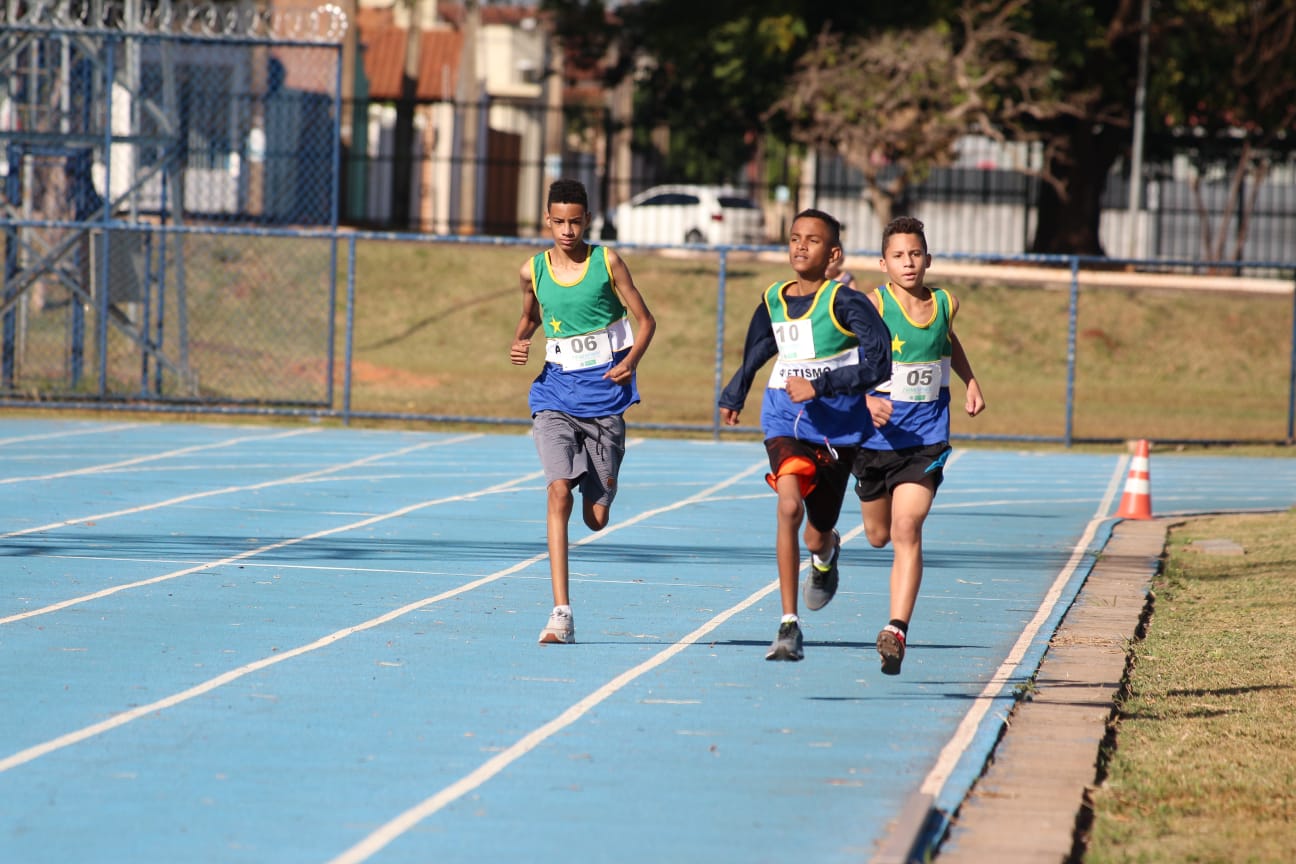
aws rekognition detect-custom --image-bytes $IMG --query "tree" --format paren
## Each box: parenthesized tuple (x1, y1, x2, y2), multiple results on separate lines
(539, 1, 903, 186)
(1019, 0, 1143, 255)
(771, 0, 1073, 228)
(1150, 0, 1296, 263)
(542, 0, 1294, 258)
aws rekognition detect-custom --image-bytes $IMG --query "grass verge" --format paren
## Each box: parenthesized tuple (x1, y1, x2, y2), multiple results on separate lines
(1084, 508, 1296, 863)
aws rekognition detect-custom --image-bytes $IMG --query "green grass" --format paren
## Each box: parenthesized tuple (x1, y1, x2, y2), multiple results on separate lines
(332, 239, 1295, 443)
(14, 234, 1295, 443)
(1084, 509, 1296, 863)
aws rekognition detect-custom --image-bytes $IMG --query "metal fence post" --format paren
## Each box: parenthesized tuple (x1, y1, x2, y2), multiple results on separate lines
(712, 248, 729, 440)
(1065, 256, 1079, 447)
(97, 38, 115, 398)
(1288, 271, 1296, 443)
(343, 233, 357, 427)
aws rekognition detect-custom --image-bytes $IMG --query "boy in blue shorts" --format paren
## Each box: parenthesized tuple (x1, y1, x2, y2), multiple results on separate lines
(719, 209, 891, 661)
(854, 216, 985, 674)
(510, 179, 656, 645)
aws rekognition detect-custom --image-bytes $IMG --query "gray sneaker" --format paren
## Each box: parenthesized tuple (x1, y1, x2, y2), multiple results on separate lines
(802, 530, 840, 611)
(538, 607, 575, 644)
(765, 620, 804, 661)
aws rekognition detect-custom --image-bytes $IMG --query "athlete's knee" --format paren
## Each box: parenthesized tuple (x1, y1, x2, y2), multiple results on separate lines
(547, 480, 574, 511)
(864, 525, 890, 548)
(776, 494, 805, 524)
(583, 501, 610, 531)
(891, 513, 926, 546)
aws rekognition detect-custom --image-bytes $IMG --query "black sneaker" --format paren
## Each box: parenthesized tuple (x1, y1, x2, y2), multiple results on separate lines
(802, 530, 840, 611)
(765, 620, 804, 661)
(877, 624, 906, 675)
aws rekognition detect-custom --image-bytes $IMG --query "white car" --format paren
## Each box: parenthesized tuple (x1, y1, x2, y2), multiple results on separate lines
(605, 184, 766, 246)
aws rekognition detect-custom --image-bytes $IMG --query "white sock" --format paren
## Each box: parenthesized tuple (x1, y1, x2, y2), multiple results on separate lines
(781, 613, 798, 624)
(554, 604, 572, 616)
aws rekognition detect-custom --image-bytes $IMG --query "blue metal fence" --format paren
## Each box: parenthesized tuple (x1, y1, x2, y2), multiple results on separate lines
(1, 222, 1293, 446)
(3, 11, 1293, 446)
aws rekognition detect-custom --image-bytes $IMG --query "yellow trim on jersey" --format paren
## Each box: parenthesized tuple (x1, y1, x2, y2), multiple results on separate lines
(771, 280, 852, 337)
(881, 283, 944, 329)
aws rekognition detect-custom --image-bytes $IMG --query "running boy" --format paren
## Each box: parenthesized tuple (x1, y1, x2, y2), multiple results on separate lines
(510, 178, 656, 645)
(719, 209, 891, 661)
(853, 216, 985, 674)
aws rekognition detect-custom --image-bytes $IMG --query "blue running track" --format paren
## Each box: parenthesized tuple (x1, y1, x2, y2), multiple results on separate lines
(1, 419, 1293, 864)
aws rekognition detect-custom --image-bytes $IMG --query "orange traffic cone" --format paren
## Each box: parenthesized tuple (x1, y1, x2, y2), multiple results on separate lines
(1117, 439, 1153, 519)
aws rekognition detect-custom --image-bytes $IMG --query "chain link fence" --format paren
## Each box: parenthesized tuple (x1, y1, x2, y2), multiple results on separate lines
(1, 9, 341, 405)
(2, 8, 1294, 445)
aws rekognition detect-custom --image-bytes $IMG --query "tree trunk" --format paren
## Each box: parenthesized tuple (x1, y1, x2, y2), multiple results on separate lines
(1030, 120, 1126, 256)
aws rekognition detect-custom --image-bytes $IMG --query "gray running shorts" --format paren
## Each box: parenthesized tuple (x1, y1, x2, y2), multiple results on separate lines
(532, 410, 626, 507)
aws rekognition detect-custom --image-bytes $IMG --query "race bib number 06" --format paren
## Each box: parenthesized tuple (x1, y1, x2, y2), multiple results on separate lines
(545, 319, 633, 371)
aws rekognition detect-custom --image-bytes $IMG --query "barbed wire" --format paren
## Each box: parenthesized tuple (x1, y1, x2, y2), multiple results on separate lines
(0, 0, 349, 42)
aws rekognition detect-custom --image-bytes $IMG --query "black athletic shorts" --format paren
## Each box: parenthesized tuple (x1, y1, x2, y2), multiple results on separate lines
(852, 442, 952, 502)
(764, 436, 858, 533)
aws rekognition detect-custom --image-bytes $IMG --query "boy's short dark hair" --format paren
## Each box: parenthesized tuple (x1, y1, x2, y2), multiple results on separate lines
(882, 216, 928, 254)
(792, 208, 842, 249)
(547, 178, 589, 212)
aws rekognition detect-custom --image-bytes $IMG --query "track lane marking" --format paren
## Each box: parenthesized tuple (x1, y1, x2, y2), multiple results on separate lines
(0, 427, 320, 485)
(1, 434, 482, 540)
(0, 422, 141, 447)
(0, 457, 766, 778)
(916, 453, 1129, 799)
(326, 460, 769, 863)
(0, 453, 523, 627)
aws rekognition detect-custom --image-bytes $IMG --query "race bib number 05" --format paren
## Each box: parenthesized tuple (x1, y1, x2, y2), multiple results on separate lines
(889, 360, 947, 402)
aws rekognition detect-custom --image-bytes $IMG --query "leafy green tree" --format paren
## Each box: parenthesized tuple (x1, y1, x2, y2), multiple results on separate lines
(1148, 0, 1296, 262)
(771, 0, 1071, 229)
(1019, 0, 1143, 255)
(540, 1, 906, 185)
(542, 0, 1295, 258)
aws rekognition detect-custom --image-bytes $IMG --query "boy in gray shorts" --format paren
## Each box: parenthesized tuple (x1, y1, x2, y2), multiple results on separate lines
(509, 179, 656, 644)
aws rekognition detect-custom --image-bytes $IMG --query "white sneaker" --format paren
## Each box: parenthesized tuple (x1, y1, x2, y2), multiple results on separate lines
(538, 607, 575, 644)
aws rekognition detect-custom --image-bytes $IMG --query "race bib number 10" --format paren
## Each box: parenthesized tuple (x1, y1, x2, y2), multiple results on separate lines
(771, 320, 816, 361)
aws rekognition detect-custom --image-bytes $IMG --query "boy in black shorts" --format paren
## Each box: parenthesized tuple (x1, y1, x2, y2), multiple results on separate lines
(853, 217, 985, 674)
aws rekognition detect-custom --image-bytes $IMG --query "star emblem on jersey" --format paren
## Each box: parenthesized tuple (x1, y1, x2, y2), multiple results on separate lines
(891, 333, 906, 354)
(549, 316, 562, 333)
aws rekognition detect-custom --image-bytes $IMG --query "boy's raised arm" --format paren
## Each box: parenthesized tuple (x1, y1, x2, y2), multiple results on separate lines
(510, 260, 541, 366)
(604, 249, 656, 385)
(947, 296, 985, 417)
(718, 301, 779, 418)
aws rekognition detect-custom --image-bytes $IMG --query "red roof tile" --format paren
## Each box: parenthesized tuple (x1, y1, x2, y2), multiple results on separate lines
(357, 16, 462, 102)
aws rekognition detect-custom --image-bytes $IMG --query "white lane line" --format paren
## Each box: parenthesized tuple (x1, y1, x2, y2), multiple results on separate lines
(1, 434, 483, 540)
(0, 456, 522, 628)
(0, 427, 321, 485)
(326, 462, 770, 864)
(0, 473, 543, 773)
(917, 453, 1130, 799)
(0, 459, 766, 777)
(0, 422, 141, 447)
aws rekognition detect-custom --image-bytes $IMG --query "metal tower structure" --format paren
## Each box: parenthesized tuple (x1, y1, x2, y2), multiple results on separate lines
(0, 0, 346, 399)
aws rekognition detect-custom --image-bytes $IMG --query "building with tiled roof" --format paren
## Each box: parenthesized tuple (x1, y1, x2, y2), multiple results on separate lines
(347, 1, 582, 234)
